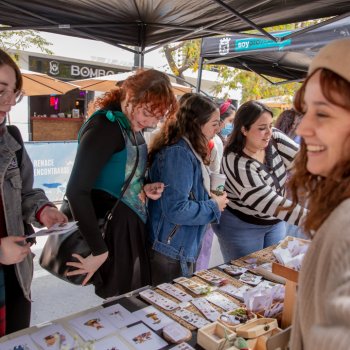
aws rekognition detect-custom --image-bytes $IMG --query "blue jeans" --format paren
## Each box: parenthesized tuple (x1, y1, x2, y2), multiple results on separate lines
(212, 209, 286, 262)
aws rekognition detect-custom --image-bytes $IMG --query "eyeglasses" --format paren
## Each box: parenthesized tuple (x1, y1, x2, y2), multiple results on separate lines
(0, 89, 24, 104)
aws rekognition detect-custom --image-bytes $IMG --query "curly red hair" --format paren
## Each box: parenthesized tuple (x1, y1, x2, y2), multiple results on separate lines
(92, 69, 178, 119)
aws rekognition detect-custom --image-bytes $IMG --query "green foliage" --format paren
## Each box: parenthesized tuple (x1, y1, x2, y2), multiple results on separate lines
(162, 20, 322, 101)
(0, 27, 53, 60)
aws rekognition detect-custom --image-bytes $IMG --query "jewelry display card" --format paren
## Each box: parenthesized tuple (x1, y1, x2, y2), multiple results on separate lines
(194, 270, 228, 286)
(219, 284, 251, 301)
(99, 303, 138, 329)
(173, 309, 210, 329)
(68, 311, 116, 341)
(239, 272, 263, 286)
(219, 264, 248, 276)
(132, 305, 174, 331)
(157, 283, 193, 302)
(173, 277, 211, 295)
(139, 289, 179, 311)
(191, 297, 221, 322)
(1, 335, 38, 350)
(120, 323, 168, 350)
(170, 342, 196, 350)
(205, 292, 239, 311)
(30, 323, 75, 350)
(92, 336, 130, 350)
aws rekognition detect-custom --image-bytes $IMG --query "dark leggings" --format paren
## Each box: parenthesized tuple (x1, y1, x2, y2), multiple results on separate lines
(3, 265, 31, 334)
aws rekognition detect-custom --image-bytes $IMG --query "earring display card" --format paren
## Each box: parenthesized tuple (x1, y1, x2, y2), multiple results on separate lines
(132, 305, 174, 331)
(120, 323, 168, 350)
(68, 311, 116, 341)
(170, 342, 196, 349)
(92, 336, 130, 350)
(205, 291, 240, 311)
(173, 308, 210, 329)
(173, 277, 211, 295)
(139, 289, 180, 311)
(239, 272, 263, 286)
(99, 303, 138, 329)
(1, 335, 38, 350)
(157, 283, 193, 302)
(194, 270, 228, 286)
(219, 284, 252, 301)
(30, 323, 75, 350)
(219, 264, 248, 276)
(191, 297, 221, 322)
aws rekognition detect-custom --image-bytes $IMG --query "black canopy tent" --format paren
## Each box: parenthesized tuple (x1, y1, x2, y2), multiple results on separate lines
(198, 17, 350, 88)
(0, 0, 350, 67)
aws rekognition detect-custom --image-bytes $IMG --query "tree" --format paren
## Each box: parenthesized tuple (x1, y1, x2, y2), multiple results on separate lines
(0, 27, 53, 58)
(162, 20, 321, 102)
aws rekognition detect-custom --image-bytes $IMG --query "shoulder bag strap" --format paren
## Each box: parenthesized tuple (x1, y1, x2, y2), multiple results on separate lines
(102, 131, 140, 232)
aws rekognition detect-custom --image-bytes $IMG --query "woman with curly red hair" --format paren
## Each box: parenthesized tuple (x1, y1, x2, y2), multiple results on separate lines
(289, 38, 350, 349)
(66, 69, 177, 298)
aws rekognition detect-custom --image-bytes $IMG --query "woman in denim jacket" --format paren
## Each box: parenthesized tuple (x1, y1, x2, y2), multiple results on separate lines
(147, 94, 228, 284)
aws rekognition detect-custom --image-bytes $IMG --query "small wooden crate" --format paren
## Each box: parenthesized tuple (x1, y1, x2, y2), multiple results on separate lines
(197, 321, 237, 350)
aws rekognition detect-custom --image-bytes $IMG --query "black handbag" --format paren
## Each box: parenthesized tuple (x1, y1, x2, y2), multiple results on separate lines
(39, 132, 140, 285)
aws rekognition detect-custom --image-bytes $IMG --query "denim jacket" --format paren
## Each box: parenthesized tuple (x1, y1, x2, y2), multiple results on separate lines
(0, 128, 51, 300)
(147, 138, 221, 276)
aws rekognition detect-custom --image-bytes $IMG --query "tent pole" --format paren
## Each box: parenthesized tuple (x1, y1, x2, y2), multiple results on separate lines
(196, 57, 204, 93)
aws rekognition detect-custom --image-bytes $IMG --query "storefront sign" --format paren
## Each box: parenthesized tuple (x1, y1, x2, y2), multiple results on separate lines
(29, 56, 126, 80)
(25, 141, 78, 202)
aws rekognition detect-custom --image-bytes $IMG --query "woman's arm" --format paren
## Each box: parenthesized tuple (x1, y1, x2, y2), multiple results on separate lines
(223, 153, 306, 225)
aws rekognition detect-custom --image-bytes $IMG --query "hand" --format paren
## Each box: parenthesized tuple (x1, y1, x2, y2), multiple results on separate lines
(66, 251, 109, 286)
(0, 236, 31, 265)
(211, 191, 229, 211)
(143, 182, 165, 200)
(39, 206, 68, 228)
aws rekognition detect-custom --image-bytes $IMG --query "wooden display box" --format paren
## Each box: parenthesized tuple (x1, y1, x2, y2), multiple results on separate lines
(197, 322, 237, 350)
(272, 262, 299, 328)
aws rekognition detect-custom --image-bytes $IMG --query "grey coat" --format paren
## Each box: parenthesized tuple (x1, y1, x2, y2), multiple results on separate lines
(0, 128, 51, 300)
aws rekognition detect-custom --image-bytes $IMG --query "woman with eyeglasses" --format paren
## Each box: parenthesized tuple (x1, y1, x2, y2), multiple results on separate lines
(65, 69, 178, 298)
(0, 49, 68, 335)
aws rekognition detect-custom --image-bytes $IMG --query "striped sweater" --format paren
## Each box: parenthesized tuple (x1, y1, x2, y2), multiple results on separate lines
(222, 129, 306, 226)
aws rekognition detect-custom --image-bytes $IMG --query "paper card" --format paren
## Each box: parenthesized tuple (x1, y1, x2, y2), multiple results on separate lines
(219, 284, 251, 301)
(194, 270, 228, 286)
(68, 311, 116, 341)
(264, 301, 284, 318)
(205, 292, 239, 311)
(99, 304, 138, 329)
(1, 335, 38, 350)
(222, 264, 247, 276)
(173, 309, 210, 329)
(191, 298, 220, 322)
(132, 306, 173, 331)
(239, 272, 262, 286)
(92, 336, 130, 350)
(120, 323, 168, 350)
(163, 322, 191, 343)
(157, 283, 193, 302)
(28, 221, 78, 238)
(30, 323, 75, 350)
(170, 342, 196, 350)
(139, 289, 179, 311)
(173, 277, 211, 295)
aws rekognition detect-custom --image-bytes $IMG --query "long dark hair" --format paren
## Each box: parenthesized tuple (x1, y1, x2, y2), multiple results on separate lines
(149, 93, 218, 165)
(224, 100, 273, 156)
(289, 68, 350, 236)
(275, 109, 302, 139)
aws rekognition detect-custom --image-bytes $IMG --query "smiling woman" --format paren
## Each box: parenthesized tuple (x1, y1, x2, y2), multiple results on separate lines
(288, 38, 350, 350)
(212, 100, 307, 261)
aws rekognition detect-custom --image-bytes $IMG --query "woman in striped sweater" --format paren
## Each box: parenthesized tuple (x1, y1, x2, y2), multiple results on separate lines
(212, 100, 307, 261)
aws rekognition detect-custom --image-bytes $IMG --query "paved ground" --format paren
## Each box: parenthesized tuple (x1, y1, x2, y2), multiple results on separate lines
(30, 234, 224, 326)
